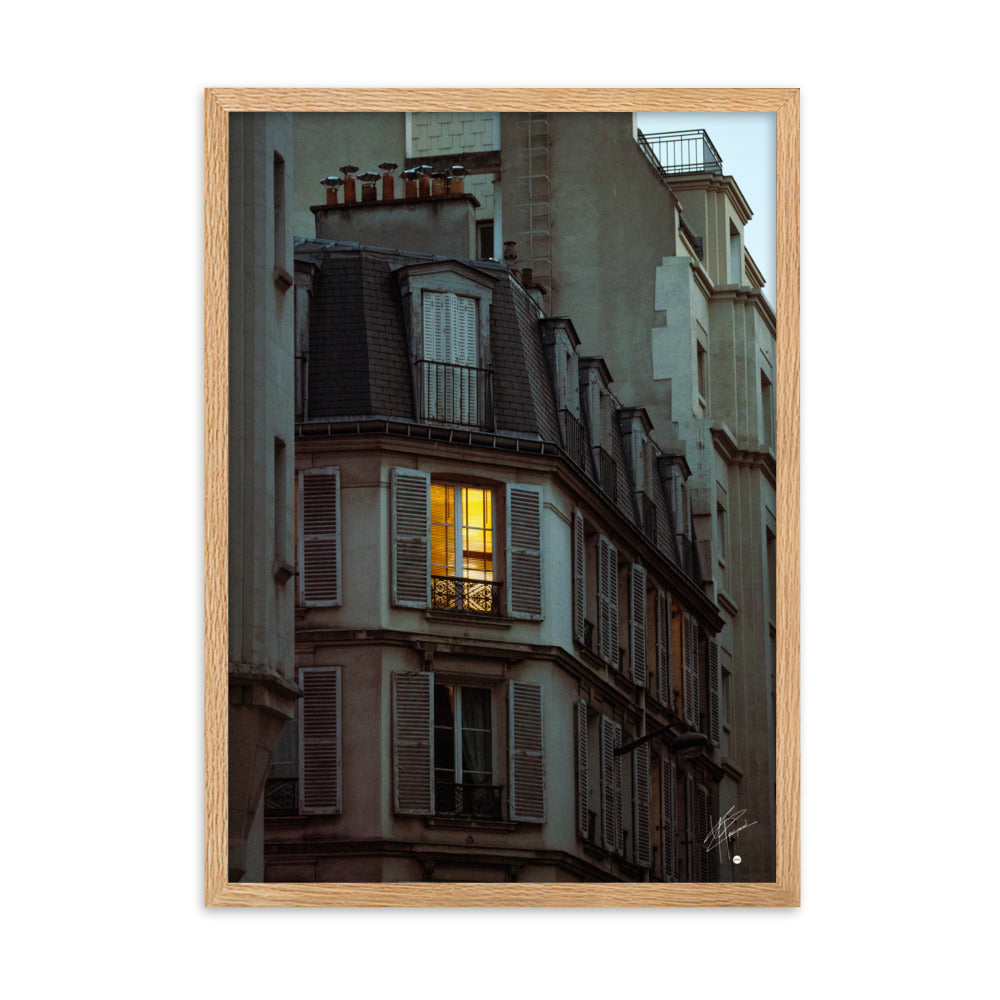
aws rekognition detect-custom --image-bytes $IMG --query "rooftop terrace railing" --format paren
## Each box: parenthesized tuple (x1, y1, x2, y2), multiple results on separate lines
(636, 129, 723, 177)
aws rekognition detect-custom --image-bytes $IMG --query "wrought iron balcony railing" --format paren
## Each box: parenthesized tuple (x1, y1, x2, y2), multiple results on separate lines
(676, 534, 703, 585)
(636, 128, 723, 177)
(417, 359, 494, 428)
(594, 446, 618, 502)
(264, 777, 298, 816)
(435, 781, 503, 820)
(560, 409, 588, 471)
(431, 575, 500, 615)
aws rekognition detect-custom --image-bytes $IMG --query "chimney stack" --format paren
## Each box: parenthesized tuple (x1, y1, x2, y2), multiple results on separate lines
(447, 164, 467, 194)
(358, 170, 379, 204)
(401, 168, 420, 199)
(418, 165, 433, 199)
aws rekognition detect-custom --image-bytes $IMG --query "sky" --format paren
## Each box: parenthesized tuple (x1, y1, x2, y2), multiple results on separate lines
(637, 112, 776, 308)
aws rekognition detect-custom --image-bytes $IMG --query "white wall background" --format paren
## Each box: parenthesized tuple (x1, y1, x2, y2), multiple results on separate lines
(3, 3, 997, 998)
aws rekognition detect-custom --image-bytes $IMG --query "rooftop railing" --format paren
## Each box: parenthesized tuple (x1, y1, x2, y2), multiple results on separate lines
(636, 129, 723, 177)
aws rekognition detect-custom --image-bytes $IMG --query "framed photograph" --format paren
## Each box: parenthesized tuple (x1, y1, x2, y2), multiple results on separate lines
(205, 88, 799, 906)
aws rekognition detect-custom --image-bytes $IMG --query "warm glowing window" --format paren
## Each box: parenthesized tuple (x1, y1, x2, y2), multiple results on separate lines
(431, 484, 493, 580)
(430, 484, 496, 613)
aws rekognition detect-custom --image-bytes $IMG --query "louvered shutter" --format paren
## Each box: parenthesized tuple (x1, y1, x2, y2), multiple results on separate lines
(633, 740, 651, 868)
(598, 536, 619, 665)
(574, 699, 589, 837)
(599, 716, 619, 852)
(454, 295, 478, 424)
(696, 784, 712, 882)
(685, 772, 696, 881)
(630, 565, 647, 687)
(391, 468, 430, 608)
(392, 671, 434, 815)
(657, 591, 671, 707)
(508, 681, 545, 822)
(507, 484, 543, 620)
(298, 666, 342, 814)
(423, 292, 447, 420)
(298, 467, 341, 606)
(572, 509, 586, 645)
(661, 754, 678, 881)
(684, 612, 700, 728)
(614, 725, 624, 855)
(708, 639, 721, 747)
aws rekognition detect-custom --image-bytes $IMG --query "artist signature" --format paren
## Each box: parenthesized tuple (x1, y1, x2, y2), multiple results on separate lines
(703, 805, 757, 860)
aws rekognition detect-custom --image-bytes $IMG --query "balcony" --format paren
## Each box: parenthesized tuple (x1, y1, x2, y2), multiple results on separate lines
(418, 359, 494, 428)
(636, 129, 723, 177)
(431, 575, 501, 615)
(560, 409, 588, 471)
(593, 447, 618, 502)
(435, 781, 503, 820)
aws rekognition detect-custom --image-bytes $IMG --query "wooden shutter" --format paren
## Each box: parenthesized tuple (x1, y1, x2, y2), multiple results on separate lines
(574, 699, 589, 838)
(696, 784, 712, 882)
(684, 612, 700, 728)
(630, 565, 647, 687)
(507, 484, 543, 620)
(685, 772, 696, 881)
(598, 536, 619, 665)
(708, 639, 721, 747)
(298, 666, 342, 814)
(657, 591, 671, 707)
(391, 468, 430, 608)
(599, 715, 622, 852)
(572, 509, 586, 645)
(391, 671, 434, 815)
(508, 681, 545, 822)
(633, 740, 651, 868)
(298, 467, 341, 606)
(661, 753, 678, 881)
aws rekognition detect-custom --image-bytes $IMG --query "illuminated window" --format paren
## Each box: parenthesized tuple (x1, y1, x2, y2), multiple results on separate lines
(430, 483, 495, 612)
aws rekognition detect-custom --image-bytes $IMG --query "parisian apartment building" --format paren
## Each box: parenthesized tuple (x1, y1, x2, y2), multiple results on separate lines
(228, 111, 777, 882)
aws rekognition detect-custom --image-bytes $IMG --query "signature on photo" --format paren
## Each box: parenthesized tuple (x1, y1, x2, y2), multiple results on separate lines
(704, 805, 757, 861)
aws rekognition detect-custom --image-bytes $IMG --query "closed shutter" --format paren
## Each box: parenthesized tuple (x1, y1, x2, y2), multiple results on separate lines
(684, 612, 700, 728)
(657, 591, 671, 708)
(298, 467, 341, 606)
(633, 740, 651, 868)
(391, 468, 430, 608)
(696, 784, 711, 882)
(630, 565, 647, 687)
(685, 772, 696, 881)
(298, 666, 342, 814)
(574, 699, 589, 837)
(661, 754, 678, 881)
(599, 715, 622, 852)
(392, 671, 434, 815)
(708, 639, 721, 747)
(507, 484, 543, 620)
(423, 291, 478, 424)
(508, 681, 545, 822)
(598, 536, 619, 665)
(573, 509, 586, 645)
(614, 726, 624, 855)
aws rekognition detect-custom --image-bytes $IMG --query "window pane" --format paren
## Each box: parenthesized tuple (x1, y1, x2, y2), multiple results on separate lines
(430, 484, 456, 576)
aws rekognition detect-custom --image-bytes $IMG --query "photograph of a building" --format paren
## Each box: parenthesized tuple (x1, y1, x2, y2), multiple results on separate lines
(227, 110, 778, 884)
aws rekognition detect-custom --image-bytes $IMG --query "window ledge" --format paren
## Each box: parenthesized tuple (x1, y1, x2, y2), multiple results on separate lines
(425, 816, 517, 833)
(424, 610, 514, 630)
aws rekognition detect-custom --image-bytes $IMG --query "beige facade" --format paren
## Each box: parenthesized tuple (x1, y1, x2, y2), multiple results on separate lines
(283, 113, 777, 880)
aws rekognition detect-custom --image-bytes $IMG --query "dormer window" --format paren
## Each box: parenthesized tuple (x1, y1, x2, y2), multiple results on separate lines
(395, 261, 496, 430)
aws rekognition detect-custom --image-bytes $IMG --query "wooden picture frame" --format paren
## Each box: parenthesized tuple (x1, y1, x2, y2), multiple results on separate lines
(205, 88, 799, 906)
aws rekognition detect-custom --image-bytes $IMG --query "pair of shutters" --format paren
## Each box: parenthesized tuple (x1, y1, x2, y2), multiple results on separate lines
(686, 775, 711, 881)
(592, 712, 650, 866)
(392, 672, 545, 823)
(392, 468, 543, 620)
(298, 666, 342, 814)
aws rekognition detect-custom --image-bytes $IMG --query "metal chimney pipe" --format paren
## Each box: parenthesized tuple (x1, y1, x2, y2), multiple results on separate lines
(321, 176, 343, 205)
(447, 164, 467, 194)
(401, 168, 420, 199)
(358, 171, 379, 204)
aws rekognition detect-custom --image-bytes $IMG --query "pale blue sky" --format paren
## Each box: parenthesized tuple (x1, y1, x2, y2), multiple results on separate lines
(637, 112, 776, 309)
